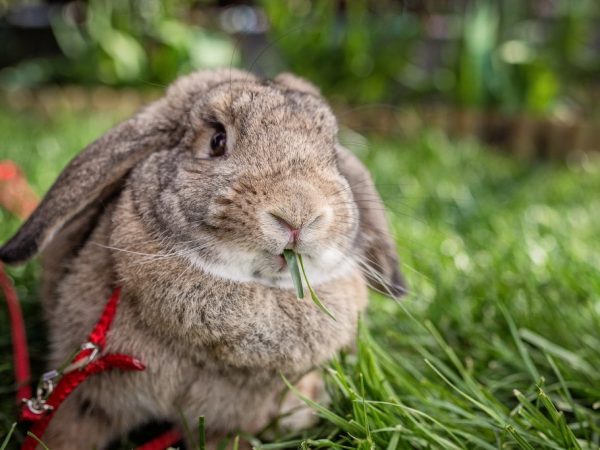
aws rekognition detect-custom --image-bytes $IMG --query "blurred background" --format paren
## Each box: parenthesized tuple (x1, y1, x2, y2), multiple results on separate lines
(1, 0, 600, 156)
(1, 1, 600, 449)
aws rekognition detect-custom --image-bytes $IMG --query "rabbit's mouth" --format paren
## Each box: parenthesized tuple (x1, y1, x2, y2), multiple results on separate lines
(254, 252, 289, 276)
(185, 243, 355, 289)
(254, 248, 356, 288)
(258, 251, 295, 276)
(275, 253, 287, 271)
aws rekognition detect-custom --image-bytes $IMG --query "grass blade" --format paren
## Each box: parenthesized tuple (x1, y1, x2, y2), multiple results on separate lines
(519, 329, 594, 375)
(0, 423, 16, 450)
(298, 253, 336, 321)
(26, 432, 50, 450)
(283, 249, 304, 299)
(499, 304, 540, 383)
(386, 431, 400, 450)
(505, 425, 536, 450)
(199, 416, 206, 450)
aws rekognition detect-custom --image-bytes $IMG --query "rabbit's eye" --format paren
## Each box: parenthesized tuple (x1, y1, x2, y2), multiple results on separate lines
(209, 131, 227, 157)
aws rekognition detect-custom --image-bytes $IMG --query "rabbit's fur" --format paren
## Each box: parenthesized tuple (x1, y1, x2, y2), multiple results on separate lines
(1, 70, 404, 448)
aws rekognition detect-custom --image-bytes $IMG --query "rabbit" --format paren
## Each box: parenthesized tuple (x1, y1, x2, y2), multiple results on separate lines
(0, 69, 405, 449)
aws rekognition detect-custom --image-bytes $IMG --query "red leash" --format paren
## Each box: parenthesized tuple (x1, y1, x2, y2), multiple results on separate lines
(0, 263, 31, 403)
(1, 160, 182, 449)
(0, 264, 182, 449)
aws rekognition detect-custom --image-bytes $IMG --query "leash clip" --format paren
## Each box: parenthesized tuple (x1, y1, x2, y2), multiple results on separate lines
(21, 342, 100, 416)
(22, 369, 59, 415)
(64, 342, 101, 374)
(23, 397, 54, 415)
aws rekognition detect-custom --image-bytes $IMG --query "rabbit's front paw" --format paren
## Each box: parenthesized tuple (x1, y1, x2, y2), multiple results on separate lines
(278, 371, 327, 432)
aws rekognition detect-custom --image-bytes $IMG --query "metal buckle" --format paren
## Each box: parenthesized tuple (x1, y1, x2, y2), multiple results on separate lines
(23, 397, 54, 415)
(63, 342, 101, 374)
(21, 342, 101, 415)
(22, 369, 59, 415)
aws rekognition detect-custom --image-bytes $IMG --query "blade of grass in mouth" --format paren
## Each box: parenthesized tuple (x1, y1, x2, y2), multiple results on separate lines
(283, 249, 303, 299)
(283, 249, 336, 321)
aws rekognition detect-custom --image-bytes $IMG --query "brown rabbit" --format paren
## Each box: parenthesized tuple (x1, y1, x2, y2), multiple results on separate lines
(0, 69, 405, 449)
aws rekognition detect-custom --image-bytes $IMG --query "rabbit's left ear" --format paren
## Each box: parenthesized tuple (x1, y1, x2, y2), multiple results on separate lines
(0, 100, 174, 265)
(336, 145, 407, 298)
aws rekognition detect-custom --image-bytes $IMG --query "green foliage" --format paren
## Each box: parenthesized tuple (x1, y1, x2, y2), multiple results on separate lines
(257, 0, 420, 104)
(1, 0, 237, 87)
(1, 105, 600, 447)
(3, 0, 600, 115)
(260, 132, 600, 448)
(262, 0, 600, 114)
(452, 2, 562, 114)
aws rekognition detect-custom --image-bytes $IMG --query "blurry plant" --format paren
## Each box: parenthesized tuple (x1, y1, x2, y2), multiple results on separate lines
(2, 0, 237, 87)
(261, 0, 420, 104)
(263, 0, 565, 113)
(263, 0, 600, 116)
(451, 2, 560, 114)
(453, 2, 498, 108)
(2, 0, 599, 118)
(550, 0, 600, 81)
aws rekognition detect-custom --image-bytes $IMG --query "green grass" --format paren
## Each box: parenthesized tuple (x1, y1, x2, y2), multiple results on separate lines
(1, 102, 599, 449)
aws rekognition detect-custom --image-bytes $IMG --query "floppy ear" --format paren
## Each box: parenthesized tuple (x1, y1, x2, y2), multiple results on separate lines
(0, 99, 175, 265)
(336, 145, 407, 298)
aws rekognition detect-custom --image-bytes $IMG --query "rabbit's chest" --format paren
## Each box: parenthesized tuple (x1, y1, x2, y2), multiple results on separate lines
(120, 268, 368, 373)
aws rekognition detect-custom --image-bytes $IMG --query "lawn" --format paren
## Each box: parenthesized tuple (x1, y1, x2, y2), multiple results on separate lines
(1, 102, 599, 449)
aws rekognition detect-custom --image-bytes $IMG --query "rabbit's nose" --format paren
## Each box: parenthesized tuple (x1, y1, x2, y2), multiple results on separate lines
(268, 212, 323, 248)
(268, 212, 300, 248)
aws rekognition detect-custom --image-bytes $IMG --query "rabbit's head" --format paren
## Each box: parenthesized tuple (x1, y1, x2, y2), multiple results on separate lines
(0, 70, 405, 297)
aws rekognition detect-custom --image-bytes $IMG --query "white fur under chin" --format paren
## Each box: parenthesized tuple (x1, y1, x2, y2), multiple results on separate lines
(185, 246, 357, 289)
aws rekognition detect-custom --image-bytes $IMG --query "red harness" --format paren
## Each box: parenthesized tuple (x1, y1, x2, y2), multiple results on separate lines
(0, 264, 183, 450)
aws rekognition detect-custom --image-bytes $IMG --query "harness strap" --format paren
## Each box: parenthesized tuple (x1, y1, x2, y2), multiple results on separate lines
(86, 287, 121, 350)
(17, 286, 146, 449)
(0, 267, 182, 449)
(136, 429, 184, 450)
(22, 355, 145, 450)
(1, 163, 184, 449)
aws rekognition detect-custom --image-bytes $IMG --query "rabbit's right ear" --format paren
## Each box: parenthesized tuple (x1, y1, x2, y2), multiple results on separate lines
(335, 145, 407, 298)
(0, 100, 175, 265)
